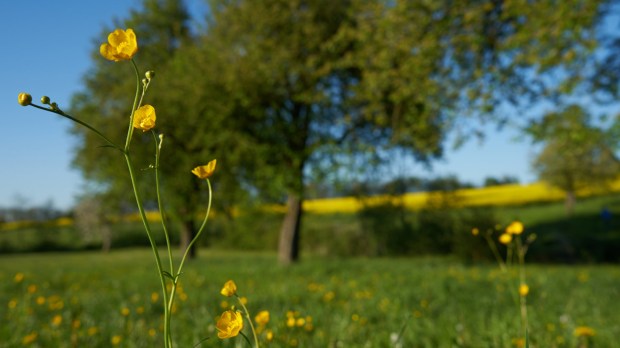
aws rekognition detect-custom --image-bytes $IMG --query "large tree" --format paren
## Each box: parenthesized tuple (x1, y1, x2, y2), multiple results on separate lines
(529, 104, 620, 215)
(71, 0, 611, 263)
(198, 0, 607, 263)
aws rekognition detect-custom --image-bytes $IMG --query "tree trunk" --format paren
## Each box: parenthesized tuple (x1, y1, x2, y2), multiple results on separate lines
(180, 218, 197, 259)
(278, 194, 303, 265)
(565, 191, 576, 216)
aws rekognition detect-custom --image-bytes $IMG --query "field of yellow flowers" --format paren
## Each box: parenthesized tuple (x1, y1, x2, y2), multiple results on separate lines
(2, 249, 618, 347)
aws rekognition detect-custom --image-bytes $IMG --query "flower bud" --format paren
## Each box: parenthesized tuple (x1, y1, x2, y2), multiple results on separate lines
(41, 96, 51, 104)
(145, 70, 155, 79)
(18, 93, 32, 106)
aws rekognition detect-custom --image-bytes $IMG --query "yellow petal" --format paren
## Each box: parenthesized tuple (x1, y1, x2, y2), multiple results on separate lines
(192, 159, 217, 179)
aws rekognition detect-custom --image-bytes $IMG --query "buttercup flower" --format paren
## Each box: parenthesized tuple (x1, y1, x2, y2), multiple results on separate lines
(518, 284, 529, 297)
(255, 310, 270, 326)
(499, 233, 512, 245)
(574, 326, 596, 337)
(18, 93, 32, 106)
(192, 159, 217, 179)
(100, 28, 138, 61)
(133, 105, 156, 132)
(220, 280, 237, 297)
(216, 310, 244, 339)
(506, 221, 524, 235)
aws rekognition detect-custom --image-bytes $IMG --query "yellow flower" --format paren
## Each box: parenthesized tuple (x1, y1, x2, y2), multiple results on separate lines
(220, 280, 237, 297)
(111, 335, 122, 345)
(216, 310, 244, 339)
(255, 310, 270, 326)
(13, 272, 24, 283)
(574, 326, 596, 337)
(471, 227, 479, 236)
(22, 332, 37, 345)
(265, 329, 274, 341)
(499, 233, 512, 245)
(192, 159, 217, 179)
(506, 221, 524, 235)
(519, 284, 529, 297)
(100, 28, 138, 61)
(133, 104, 156, 132)
(51, 314, 63, 326)
(18, 93, 32, 106)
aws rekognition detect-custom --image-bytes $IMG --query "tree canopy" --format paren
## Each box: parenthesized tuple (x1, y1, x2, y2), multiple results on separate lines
(528, 104, 620, 214)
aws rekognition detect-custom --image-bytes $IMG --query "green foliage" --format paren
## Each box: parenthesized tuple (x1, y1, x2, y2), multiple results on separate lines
(69, 0, 610, 262)
(2, 250, 620, 347)
(528, 104, 620, 213)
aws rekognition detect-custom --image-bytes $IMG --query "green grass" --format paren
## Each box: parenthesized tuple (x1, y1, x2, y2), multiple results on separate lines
(1, 249, 619, 347)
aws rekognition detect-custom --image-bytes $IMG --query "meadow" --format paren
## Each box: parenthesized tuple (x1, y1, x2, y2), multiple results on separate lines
(1, 249, 619, 347)
(2, 189, 620, 347)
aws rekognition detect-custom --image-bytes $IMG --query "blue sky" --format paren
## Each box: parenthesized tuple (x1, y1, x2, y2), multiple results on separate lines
(2, 1, 612, 210)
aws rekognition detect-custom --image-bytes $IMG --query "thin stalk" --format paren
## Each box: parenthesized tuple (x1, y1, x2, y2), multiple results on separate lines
(124, 59, 142, 151)
(484, 233, 506, 272)
(124, 152, 171, 348)
(236, 295, 260, 348)
(152, 132, 174, 275)
(176, 179, 213, 275)
(516, 236, 529, 337)
(166, 179, 214, 346)
(29, 104, 119, 149)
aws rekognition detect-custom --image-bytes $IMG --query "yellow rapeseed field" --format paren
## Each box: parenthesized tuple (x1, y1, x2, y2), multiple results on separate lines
(3, 180, 620, 231)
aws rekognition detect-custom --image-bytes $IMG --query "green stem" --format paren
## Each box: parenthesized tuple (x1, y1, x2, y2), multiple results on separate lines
(124, 152, 171, 348)
(236, 295, 260, 348)
(152, 132, 175, 275)
(29, 104, 119, 150)
(516, 236, 528, 337)
(124, 59, 142, 151)
(176, 179, 213, 275)
(166, 179, 214, 347)
(484, 233, 506, 273)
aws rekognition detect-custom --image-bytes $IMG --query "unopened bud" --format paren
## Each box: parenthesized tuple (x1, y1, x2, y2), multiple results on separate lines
(41, 96, 51, 104)
(18, 93, 32, 106)
(142, 78, 148, 85)
(50, 102, 59, 111)
(145, 70, 155, 79)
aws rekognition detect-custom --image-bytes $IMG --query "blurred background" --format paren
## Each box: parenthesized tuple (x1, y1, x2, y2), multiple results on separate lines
(2, 0, 620, 264)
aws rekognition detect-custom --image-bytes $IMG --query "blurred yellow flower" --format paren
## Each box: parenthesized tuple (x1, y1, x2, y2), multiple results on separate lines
(220, 280, 237, 297)
(121, 307, 130, 316)
(216, 310, 244, 339)
(499, 233, 512, 245)
(27, 284, 37, 294)
(18, 93, 32, 106)
(133, 104, 156, 132)
(100, 29, 138, 62)
(265, 329, 274, 341)
(151, 292, 159, 303)
(51, 314, 63, 326)
(255, 310, 270, 326)
(192, 159, 217, 179)
(471, 227, 479, 236)
(506, 221, 524, 235)
(111, 335, 122, 345)
(519, 284, 529, 297)
(87, 327, 99, 336)
(21, 332, 37, 345)
(14, 272, 24, 283)
(574, 326, 596, 337)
